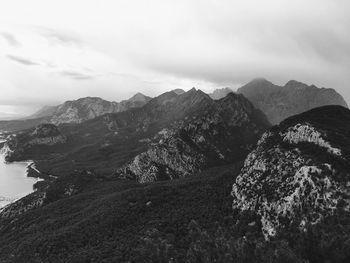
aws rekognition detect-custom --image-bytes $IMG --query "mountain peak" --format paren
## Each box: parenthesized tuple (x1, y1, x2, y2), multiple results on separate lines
(249, 77, 270, 84)
(238, 79, 348, 124)
(171, 89, 185, 95)
(128, 92, 149, 102)
(284, 80, 308, 89)
(208, 87, 233, 100)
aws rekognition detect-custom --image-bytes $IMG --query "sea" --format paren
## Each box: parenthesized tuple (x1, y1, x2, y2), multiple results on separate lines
(0, 134, 39, 208)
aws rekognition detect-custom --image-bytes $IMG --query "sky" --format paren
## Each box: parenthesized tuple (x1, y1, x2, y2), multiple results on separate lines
(0, 0, 350, 119)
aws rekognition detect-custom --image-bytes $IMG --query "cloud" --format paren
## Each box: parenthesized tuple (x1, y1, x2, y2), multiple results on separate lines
(0, 32, 20, 46)
(1, 0, 350, 118)
(34, 26, 82, 46)
(6, 54, 39, 66)
(60, 70, 94, 80)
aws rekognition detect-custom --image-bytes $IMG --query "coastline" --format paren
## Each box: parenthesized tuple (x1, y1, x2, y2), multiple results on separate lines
(0, 133, 43, 209)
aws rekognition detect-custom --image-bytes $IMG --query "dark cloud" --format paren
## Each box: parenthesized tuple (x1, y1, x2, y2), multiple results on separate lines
(6, 54, 39, 66)
(0, 32, 20, 46)
(60, 70, 94, 80)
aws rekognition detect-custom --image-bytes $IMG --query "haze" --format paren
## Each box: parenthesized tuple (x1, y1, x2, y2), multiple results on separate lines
(1, 0, 350, 119)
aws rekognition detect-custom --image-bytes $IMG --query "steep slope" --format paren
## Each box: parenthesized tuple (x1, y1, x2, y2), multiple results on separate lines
(238, 78, 348, 124)
(117, 93, 269, 183)
(232, 106, 350, 247)
(208, 87, 233, 100)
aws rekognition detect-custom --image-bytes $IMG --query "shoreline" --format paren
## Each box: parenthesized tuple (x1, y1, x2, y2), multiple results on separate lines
(0, 134, 44, 209)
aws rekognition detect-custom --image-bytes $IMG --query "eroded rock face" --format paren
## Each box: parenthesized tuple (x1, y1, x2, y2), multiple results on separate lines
(117, 93, 270, 183)
(232, 106, 350, 240)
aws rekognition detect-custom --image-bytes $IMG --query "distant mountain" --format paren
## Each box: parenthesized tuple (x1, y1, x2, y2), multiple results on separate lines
(24, 105, 58, 120)
(49, 94, 152, 125)
(237, 78, 348, 124)
(208, 87, 233, 100)
(171, 89, 185, 95)
(0, 93, 152, 131)
(232, 105, 350, 249)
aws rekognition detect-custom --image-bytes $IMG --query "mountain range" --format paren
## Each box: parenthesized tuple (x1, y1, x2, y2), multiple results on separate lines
(0, 79, 349, 262)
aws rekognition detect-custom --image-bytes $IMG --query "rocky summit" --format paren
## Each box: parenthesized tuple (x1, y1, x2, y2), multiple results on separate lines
(232, 105, 350, 240)
(117, 92, 270, 183)
(238, 78, 348, 124)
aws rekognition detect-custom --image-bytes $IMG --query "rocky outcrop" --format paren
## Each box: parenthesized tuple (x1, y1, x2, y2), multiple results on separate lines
(238, 78, 348, 124)
(232, 105, 350, 240)
(117, 93, 270, 183)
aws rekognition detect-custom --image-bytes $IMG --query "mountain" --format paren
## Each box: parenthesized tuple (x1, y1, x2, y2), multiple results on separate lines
(232, 105, 350, 261)
(237, 78, 348, 124)
(116, 92, 269, 183)
(0, 93, 152, 132)
(50, 94, 152, 125)
(171, 89, 185, 95)
(208, 87, 233, 100)
(3, 89, 269, 180)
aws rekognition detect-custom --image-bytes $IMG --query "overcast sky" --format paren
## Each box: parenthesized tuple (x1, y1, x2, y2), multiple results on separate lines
(0, 0, 349, 119)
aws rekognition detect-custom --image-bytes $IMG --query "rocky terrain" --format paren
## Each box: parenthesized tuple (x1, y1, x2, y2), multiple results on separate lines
(238, 78, 348, 124)
(232, 105, 350, 244)
(117, 92, 269, 183)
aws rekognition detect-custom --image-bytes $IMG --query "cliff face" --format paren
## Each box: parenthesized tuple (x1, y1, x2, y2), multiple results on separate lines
(232, 106, 350, 239)
(117, 93, 270, 183)
(238, 78, 348, 124)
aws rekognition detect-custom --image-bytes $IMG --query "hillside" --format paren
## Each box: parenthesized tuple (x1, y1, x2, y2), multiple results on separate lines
(237, 78, 348, 124)
(232, 105, 350, 262)
(0, 164, 242, 262)
(117, 92, 269, 183)
(4, 89, 269, 180)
